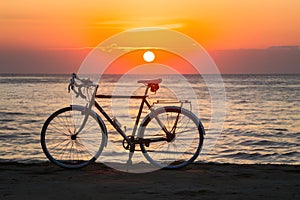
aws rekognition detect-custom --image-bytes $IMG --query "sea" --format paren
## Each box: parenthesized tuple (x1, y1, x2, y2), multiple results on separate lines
(0, 74, 299, 165)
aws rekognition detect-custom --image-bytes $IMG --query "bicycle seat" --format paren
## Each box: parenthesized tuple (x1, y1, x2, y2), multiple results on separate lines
(137, 78, 162, 85)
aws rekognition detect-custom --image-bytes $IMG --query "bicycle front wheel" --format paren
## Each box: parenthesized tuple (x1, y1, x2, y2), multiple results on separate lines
(41, 106, 107, 169)
(139, 106, 204, 169)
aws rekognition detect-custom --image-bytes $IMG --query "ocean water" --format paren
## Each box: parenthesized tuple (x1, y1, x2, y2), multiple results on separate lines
(0, 74, 299, 165)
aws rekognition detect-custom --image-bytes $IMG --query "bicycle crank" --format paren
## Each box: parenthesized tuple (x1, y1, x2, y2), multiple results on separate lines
(122, 136, 134, 150)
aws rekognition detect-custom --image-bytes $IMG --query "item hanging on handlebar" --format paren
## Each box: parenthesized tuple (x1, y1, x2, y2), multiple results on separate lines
(68, 73, 77, 93)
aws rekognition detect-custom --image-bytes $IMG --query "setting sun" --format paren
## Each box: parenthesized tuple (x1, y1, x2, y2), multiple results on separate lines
(103, 49, 198, 74)
(143, 51, 155, 62)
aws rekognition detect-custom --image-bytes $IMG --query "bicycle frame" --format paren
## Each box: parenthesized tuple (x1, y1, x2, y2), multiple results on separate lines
(92, 85, 172, 148)
(71, 77, 183, 155)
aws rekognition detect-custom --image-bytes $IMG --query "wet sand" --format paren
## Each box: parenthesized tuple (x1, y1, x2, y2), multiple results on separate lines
(0, 162, 299, 200)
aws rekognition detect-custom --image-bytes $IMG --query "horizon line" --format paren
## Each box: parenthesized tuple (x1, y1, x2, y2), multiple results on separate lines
(1, 72, 300, 76)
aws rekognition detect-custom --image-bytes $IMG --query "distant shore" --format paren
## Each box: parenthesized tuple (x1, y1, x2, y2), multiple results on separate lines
(0, 162, 299, 200)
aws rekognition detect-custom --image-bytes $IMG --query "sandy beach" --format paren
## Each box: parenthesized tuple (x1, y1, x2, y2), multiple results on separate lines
(0, 162, 299, 200)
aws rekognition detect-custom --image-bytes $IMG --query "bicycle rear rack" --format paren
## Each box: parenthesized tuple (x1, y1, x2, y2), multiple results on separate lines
(152, 100, 192, 111)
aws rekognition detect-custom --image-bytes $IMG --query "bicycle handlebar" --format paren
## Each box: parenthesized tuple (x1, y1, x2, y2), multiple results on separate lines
(68, 73, 97, 99)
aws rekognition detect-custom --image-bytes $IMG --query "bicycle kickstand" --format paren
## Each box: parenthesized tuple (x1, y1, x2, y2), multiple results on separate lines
(126, 144, 135, 172)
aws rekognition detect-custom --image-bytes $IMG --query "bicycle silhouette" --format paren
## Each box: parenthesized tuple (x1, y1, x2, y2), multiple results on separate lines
(41, 73, 205, 169)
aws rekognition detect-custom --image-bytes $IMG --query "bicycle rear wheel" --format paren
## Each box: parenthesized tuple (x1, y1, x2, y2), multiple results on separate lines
(139, 106, 204, 169)
(41, 106, 107, 169)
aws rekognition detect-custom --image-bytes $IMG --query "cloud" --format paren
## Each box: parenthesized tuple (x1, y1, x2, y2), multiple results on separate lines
(42, 42, 186, 52)
(87, 18, 184, 30)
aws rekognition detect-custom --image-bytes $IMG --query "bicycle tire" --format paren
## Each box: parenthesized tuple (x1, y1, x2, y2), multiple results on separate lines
(139, 106, 204, 169)
(41, 105, 107, 169)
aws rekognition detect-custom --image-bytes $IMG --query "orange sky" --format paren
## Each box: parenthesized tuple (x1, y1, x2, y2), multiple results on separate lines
(104, 49, 198, 74)
(0, 0, 299, 73)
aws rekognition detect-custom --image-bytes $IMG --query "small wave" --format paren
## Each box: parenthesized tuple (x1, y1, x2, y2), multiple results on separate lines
(237, 100, 247, 104)
(237, 140, 255, 146)
(223, 152, 279, 159)
(0, 119, 15, 122)
(237, 139, 280, 146)
(266, 128, 289, 132)
(252, 140, 275, 146)
(0, 133, 19, 139)
(219, 149, 236, 153)
(0, 126, 18, 131)
(23, 119, 41, 123)
(281, 152, 299, 156)
(0, 75, 69, 84)
(0, 111, 26, 116)
(274, 128, 288, 132)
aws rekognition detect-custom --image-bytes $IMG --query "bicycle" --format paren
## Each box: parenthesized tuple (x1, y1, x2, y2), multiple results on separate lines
(41, 73, 205, 169)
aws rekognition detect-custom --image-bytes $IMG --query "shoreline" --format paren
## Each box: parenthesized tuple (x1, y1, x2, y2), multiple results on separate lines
(0, 162, 299, 199)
